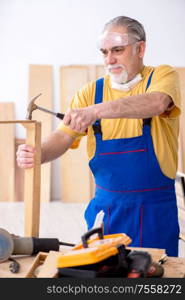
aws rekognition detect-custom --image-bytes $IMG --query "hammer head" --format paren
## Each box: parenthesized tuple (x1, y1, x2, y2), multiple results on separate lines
(26, 93, 42, 120)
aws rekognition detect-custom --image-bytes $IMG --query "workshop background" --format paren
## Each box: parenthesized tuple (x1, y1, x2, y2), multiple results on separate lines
(0, 0, 185, 255)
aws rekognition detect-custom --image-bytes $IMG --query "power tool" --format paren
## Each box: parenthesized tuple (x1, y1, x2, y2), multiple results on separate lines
(0, 228, 75, 263)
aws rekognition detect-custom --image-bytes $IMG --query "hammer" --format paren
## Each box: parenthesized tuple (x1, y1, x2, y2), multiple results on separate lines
(26, 93, 65, 120)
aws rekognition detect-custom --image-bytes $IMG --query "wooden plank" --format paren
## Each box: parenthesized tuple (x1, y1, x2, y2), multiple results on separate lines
(163, 257, 185, 278)
(23, 121, 41, 237)
(25, 248, 70, 278)
(176, 68, 185, 173)
(60, 66, 90, 203)
(15, 138, 25, 201)
(95, 64, 105, 79)
(25, 252, 48, 278)
(28, 65, 53, 202)
(0, 103, 15, 202)
(0, 120, 41, 236)
(60, 65, 105, 203)
(36, 251, 62, 278)
(87, 64, 105, 81)
(0, 120, 37, 124)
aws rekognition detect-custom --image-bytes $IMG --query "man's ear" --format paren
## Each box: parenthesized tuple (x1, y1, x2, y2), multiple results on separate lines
(138, 41, 146, 58)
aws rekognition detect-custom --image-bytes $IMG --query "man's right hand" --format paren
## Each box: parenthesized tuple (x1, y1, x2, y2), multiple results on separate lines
(16, 130, 76, 169)
(16, 144, 36, 169)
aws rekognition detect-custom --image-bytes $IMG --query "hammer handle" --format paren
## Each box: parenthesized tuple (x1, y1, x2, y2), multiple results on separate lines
(56, 113, 65, 120)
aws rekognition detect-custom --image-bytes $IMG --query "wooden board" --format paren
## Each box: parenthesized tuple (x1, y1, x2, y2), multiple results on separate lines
(60, 65, 105, 202)
(15, 138, 25, 201)
(0, 103, 15, 202)
(60, 66, 90, 203)
(28, 65, 53, 202)
(0, 120, 41, 237)
(25, 252, 48, 278)
(23, 121, 41, 237)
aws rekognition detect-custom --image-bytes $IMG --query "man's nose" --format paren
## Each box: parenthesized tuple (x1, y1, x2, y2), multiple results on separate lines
(105, 51, 117, 65)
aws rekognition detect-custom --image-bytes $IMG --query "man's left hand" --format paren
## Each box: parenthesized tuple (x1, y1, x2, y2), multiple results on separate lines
(63, 106, 98, 133)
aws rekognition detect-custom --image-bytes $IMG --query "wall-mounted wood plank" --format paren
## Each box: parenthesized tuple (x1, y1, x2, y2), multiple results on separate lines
(0, 103, 15, 202)
(60, 65, 105, 203)
(60, 66, 90, 203)
(28, 65, 53, 202)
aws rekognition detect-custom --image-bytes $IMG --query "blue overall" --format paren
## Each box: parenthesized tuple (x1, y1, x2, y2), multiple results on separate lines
(84, 73, 180, 256)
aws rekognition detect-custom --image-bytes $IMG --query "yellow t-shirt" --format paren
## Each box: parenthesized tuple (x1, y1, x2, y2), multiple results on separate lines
(58, 65, 181, 179)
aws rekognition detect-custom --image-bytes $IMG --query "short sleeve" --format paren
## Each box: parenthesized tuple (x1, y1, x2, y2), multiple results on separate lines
(146, 65, 181, 118)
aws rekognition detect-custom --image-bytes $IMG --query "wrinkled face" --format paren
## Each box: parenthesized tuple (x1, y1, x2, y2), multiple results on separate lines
(98, 26, 145, 83)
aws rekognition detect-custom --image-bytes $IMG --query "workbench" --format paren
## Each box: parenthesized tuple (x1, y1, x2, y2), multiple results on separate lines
(0, 247, 185, 278)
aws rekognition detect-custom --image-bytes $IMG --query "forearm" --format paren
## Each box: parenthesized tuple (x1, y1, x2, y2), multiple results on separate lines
(62, 92, 172, 133)
(41, 130, 75, 164)
(95, 92, 172, 119)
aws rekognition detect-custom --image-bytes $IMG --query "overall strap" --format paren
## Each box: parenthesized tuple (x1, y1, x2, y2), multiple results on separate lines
(143, 70, 154, 126)
(146, 70, 154, 90)
(92, 78, 104, 134)
(94, 78, 104, 104)
(92, 71, 154, 133)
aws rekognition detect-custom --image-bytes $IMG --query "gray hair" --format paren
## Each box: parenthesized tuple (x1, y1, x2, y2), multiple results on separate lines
(103, 16, 146, 42)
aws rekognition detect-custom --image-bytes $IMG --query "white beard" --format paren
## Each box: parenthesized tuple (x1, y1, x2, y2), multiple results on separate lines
(106, 65, 142, 91)
(106, 64, 128, 84)
(108, 69, 128, 84)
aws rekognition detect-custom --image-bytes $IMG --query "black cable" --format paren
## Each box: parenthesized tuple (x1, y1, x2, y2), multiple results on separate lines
(59, 241, 75, 247)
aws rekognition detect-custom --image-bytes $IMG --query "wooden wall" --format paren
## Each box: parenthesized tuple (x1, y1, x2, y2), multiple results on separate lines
(0, 103, 15, 201)
(28, 65, 53, 202)
(13, 65, 53, 202)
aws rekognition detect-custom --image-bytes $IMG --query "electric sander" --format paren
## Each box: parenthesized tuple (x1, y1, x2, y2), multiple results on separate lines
(0, 228, 75, 263)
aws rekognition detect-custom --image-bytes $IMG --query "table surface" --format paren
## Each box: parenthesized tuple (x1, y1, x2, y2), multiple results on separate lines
(0, 247, 185, 278)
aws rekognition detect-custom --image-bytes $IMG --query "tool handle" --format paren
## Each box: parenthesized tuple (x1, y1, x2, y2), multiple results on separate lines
(56, 113, 65, 120)
(32, 238, 60, 254)
(13, 238, 60, 255)
(56, 112, 89, 135)
(81, 226, 104, 248)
